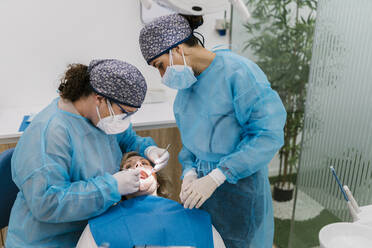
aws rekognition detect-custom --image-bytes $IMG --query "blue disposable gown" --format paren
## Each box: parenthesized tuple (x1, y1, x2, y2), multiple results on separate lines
(6, 98, 156, 248)
(175, 50, 287, 248)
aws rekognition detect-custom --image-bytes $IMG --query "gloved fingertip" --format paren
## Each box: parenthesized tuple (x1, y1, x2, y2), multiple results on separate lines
(184, 184, 192, 192)
(183, 198, 192, 209)
(153, 162, 161, 169)
(154, 159, 162, 165)
(183, 190, 191, 198)
(158, 152, 169, 161)
(162, 162, 168, 167)
(156, 164, 167, 172)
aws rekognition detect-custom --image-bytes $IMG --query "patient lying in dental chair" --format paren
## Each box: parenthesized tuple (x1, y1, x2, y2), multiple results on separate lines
(76, 152, 225, 248)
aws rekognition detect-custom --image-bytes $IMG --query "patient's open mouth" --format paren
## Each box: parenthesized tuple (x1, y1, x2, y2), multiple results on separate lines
(140, 170, 149, 179)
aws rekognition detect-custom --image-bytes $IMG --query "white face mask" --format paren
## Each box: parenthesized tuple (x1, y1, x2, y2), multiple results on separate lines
(96, 99, 131, 135)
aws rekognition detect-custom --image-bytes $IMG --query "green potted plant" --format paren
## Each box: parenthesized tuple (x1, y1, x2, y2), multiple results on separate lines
(243, 0, 316, 201)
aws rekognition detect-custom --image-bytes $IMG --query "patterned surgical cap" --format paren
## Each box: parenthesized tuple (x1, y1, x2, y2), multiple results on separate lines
(88, 59, 147, 108)
(139, 14, 192, 64)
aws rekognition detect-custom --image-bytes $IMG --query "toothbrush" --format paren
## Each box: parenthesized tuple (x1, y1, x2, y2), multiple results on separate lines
(330, 166, 349, 202)
(344, 185, 361, 213)
(330, 166, 359, 221)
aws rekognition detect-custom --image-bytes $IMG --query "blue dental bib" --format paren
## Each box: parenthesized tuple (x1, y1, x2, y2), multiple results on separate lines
(89, 195, 213, 248)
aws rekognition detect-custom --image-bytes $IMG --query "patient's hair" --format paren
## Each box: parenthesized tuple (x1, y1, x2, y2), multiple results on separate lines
(121, 152, 173, 199)
(58, 64, 93, 102)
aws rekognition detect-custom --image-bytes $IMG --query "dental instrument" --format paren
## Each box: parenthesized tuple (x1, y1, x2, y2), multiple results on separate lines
(152, 144, 171, 173)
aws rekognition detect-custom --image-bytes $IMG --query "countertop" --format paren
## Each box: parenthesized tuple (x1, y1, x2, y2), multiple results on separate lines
(0, 96, 176, 145)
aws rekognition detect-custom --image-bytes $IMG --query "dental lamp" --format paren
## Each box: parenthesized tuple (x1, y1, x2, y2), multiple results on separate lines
(140, 0, 250, 22)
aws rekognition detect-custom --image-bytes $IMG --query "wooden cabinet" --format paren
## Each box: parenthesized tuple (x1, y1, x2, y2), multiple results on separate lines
(0, 143, 16, 153)
(136, 127, 183, 203)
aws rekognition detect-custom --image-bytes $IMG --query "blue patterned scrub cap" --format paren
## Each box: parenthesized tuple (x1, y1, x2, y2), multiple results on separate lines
(88, 59, 147, 108)
(139, 14, 192, 64)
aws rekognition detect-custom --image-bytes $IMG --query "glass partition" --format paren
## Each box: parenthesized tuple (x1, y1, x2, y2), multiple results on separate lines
(289, 0, 372, 247)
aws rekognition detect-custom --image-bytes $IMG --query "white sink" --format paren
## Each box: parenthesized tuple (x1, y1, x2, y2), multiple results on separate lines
(319, 222, 372, 248)
(355, 205, 372, 228)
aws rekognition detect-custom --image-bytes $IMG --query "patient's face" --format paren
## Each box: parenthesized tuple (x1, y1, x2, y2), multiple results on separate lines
(122, 155, 158, 196)
(122, 155, 156, 180)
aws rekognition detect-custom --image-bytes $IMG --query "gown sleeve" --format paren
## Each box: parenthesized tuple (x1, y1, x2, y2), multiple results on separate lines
(178, 145, 197, 178)
(116, 124, 157, 157)
(216, 66, 287, 184)
(12, 119, 121, 223)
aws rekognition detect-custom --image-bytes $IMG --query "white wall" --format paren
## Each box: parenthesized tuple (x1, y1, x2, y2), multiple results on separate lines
(0, 0, 229, 109)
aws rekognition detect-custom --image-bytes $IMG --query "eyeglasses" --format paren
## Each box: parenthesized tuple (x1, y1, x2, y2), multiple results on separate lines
(115, 102, 138, 120)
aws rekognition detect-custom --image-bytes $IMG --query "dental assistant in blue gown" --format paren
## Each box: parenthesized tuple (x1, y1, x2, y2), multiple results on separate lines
(6, 59, 170, 248)
(139, 14, 287, 248)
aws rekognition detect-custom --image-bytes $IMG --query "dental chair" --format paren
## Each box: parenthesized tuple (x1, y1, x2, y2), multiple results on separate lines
(0, 148, 18, 229)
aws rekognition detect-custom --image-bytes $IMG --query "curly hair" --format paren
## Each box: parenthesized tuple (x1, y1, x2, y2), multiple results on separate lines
(58, 64, 93, 102)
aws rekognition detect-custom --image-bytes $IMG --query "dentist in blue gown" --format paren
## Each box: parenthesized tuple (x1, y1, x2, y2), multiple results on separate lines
(139, 14, 287, 248)
(6, 59, 169, 247)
